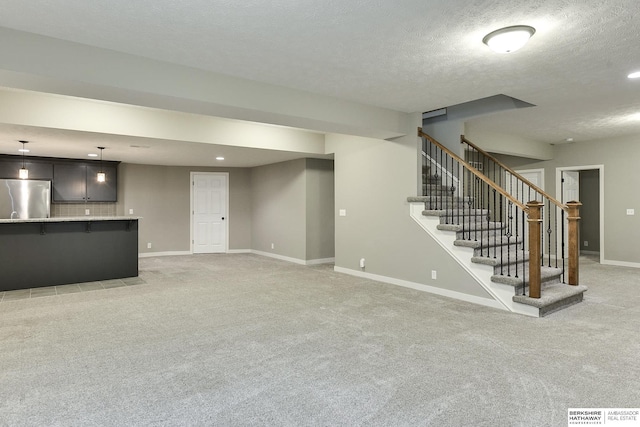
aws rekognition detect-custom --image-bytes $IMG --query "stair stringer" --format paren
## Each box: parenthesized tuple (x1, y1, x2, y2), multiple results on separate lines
(409, 202, 540, 317)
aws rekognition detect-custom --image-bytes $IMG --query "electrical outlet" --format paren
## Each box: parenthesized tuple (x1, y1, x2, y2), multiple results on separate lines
(584, 241, 589, 247)
(85, 209, 90, 216)
(129, 208, 134, 215)
(147, 242, 152, 249)
(431, 270, 437, 280)
(339, 209, 347, 217)
(359, 258, 365, 268)
(627, 209, 635, 216)
(271, 243, 275, 249)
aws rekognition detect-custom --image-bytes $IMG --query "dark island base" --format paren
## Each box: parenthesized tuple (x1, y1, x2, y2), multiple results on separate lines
(0, 220, 138, 291)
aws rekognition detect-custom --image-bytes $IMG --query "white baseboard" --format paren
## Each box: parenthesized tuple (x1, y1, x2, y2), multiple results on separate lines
(306, 257, 335, 265)
(601, 259, 640, 269)
(139, 251, 191, 258)
(251, 250, 307, 265)
(138, 249, 334, 266)
(333, 266, 505, 311)
(251, 250, 334, 266)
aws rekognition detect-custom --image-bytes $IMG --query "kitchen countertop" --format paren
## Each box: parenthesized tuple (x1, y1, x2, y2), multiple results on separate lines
(0, 216, 141, 223)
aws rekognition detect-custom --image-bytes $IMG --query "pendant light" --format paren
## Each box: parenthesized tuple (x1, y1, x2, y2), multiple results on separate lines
(18, 140, 29, 179)
(97, 146, 106, 183)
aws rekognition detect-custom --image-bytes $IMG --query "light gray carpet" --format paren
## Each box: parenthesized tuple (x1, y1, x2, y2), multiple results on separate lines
(0, 254, 638, 426)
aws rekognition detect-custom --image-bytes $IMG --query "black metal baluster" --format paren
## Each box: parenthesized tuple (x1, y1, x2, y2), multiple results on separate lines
(561, 209, 566, 283)
(547, 200, 552, 267)
(553, 206, 558, 268)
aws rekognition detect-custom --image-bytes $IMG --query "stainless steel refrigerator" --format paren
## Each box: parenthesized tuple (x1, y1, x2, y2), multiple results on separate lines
(0, 179, 51, 219)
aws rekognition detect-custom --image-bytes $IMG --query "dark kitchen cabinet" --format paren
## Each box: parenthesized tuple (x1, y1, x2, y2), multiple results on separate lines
(86, 163, 117, 202)
(53, 162, 117, 202)
(52, 163, 86, 202)
(0, 155, 118, 203)
(0, 158, 53, 180)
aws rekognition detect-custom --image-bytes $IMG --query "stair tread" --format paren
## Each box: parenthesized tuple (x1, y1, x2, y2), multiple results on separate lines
(491, 265, 563, 287)
(471, 251, 530, 266)
(408, 196, 471, 202)
(422, 209, 490, 217)
(437, 222, 504, 232)
(512, 284, 587, 314)
(454, 236, 522, 248)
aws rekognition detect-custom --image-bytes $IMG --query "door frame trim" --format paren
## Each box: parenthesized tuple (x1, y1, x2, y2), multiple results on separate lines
(556, 165, 604, 264)
(190, 171, 230, 254)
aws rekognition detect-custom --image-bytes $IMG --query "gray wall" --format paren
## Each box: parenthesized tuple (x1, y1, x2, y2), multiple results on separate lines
(422, 119, 465, 156)
(251, 159, 307, 259)
(579, 169, 600, 252)
(327, 121, 493, 300)
(250, 158, 335, 261)
(496, 134, 640, 264)
(118, 163, 252, 254)
(305, 159, 335, 260)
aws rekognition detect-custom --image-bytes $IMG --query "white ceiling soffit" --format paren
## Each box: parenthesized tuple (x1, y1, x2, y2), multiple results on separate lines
(0, 0, 639, 145)
(0, 88, 330, 167)
(0, 123, 332, 168)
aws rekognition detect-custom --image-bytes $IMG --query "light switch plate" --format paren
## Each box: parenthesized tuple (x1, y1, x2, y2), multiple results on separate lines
(627, 209, 635, 216)
(85, 209, 90, 215)
(129, 208, 134, 215)
(339, 209, 346, 216)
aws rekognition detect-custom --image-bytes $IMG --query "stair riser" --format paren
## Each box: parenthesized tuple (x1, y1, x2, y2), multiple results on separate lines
(424, 184, 455, 190)
(454, 237, 522, 251)
(438, 216, 491, 225)
(456, 229, 508, 240)
(472, 255, 532, 272)
(472, 244, 526, 258)
(423, 202, 473, 209)
(492, 267, 564, 288)
(515, 276, 563, 294)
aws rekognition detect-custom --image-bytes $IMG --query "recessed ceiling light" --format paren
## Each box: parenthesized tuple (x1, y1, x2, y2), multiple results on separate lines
(483, 25, 536, 53)
(88, 153, 98, 157)
(628, 71, 640, 79)
(216, 156, 225, 161)
(566, 137, 574, 142)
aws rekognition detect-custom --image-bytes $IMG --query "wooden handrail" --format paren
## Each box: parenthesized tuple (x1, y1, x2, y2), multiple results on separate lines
(418, 128, 527, 211)
(460, 135, 567, 212)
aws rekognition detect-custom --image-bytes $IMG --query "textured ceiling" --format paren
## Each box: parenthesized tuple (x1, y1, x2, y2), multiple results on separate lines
(0, 0, 640, 150)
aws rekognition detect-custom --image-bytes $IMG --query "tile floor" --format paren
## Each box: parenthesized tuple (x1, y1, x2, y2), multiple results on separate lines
(0, 276, 146, 302)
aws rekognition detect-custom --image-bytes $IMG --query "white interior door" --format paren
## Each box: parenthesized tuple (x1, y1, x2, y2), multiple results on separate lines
(562, 171, 580, 203)
(192, 173, 228, 254)
(560, 170, 580, 257)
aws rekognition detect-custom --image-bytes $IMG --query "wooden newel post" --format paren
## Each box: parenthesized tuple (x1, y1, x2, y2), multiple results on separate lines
(566, 201, 582, 286)
(527, 201, 543, 299)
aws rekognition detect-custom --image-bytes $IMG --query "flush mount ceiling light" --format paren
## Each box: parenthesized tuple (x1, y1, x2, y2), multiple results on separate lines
(18, 140, 29, 179)
(88, 153, 98, 157)
(483, 25, 536, 53)
(628, 71, 640, 79)
(97, 146, 106, 183)
(216, 156, 225, 161)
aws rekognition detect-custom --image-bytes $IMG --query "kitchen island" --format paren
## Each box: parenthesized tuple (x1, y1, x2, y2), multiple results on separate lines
(0, 217, 139, 291)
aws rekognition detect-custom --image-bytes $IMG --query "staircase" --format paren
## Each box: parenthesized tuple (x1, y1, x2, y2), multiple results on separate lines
(408, 130, 587, 317)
